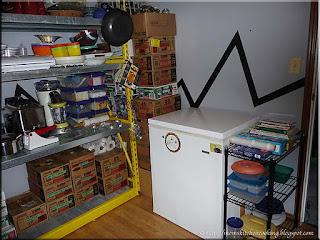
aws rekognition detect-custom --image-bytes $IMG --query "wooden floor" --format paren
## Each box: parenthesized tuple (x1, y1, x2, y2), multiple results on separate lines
(64, 195, 318, 239)
(64, 195, 199, 239)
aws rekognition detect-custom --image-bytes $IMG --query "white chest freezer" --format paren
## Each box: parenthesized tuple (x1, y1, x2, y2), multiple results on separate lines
(148, 107, 259, 239)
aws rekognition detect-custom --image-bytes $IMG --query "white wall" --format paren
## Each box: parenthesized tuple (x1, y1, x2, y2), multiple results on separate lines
(151, 2, 310, 215)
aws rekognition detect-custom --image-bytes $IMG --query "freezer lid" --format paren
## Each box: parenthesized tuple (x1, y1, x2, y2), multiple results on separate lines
(148, 107, 259, 139)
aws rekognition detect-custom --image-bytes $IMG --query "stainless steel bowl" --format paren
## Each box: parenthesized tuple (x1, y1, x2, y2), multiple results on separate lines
(1, 133, 23, 156)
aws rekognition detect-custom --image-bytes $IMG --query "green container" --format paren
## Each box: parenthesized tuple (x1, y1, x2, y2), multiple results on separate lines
(267, 164, 293, 183)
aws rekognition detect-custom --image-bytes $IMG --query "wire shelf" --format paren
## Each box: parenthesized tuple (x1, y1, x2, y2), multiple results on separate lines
(228, 137, 301, 165)
(227, 176, 297, 216)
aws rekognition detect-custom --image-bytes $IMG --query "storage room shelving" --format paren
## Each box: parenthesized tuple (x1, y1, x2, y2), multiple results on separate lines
(223, 137, 303, 240)
(1, 12, 140, 239)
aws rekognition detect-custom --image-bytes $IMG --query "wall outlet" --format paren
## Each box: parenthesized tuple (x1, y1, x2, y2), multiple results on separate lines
(289, 57, 301, 74)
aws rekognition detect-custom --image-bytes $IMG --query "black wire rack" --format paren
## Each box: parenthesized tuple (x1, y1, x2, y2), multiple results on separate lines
(228, 137, 301, 165)
(227, 176, 297, 216)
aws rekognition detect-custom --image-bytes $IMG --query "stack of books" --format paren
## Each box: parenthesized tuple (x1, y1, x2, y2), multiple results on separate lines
(250, 118, 300, 140)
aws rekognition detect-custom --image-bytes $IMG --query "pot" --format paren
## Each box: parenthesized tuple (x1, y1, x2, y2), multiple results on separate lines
(1, 133, 23, 156)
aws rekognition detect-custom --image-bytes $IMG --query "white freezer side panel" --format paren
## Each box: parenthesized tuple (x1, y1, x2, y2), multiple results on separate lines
(149, 126, 225, 239)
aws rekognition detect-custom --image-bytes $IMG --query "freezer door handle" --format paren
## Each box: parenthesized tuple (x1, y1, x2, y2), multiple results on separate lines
(201, 150, 210, 154)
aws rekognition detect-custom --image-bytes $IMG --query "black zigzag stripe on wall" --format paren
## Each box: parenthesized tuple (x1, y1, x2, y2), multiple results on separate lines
(178, 31, 305, 108)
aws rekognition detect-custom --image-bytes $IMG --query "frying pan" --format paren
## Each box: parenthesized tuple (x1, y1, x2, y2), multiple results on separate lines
(101, 8, 133, 46)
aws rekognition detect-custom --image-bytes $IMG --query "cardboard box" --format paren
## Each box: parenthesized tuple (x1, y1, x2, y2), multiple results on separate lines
(137, 134, 150, 148)
(138, 155, 151, 171)
(46, 194, 75, 218)
(138, 167, 152, 198)
(131, 13, 176, 38)
(97, 170, 128, 196)
(6, 191, 47, 234)
(132, 37, 175, 55)
(56, 147, 95, 178)
(134, 94, 181, 119)
(74, 182, 99, 205)
(26, 155, 70, 188)
(137, 120, 149, 134)
(133, 54, 176, 71)
(137, 83, 178, 100)
(1, 224, 17, 240)
(138, 67, 176, 87)
(137, 145, 150, 157)
(72, 167, 97, 191)
(28, 178, 73, 203)
(95, 149, 127, 179)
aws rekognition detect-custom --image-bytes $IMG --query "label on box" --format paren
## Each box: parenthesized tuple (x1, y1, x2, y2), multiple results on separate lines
(151, 38, 160, 47)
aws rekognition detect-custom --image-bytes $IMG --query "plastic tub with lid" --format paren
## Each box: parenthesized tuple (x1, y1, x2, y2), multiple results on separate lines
(67, 99, 92, 115)
(266, 164, 293, 183)
(91, 108, 109, 117)
(227, 217, 243, 239)
(60, 75, 89, 88)
(61, 86, 90, 102)
(253, 211, 286, 226)
(231, 160, 265, 180)
(228, 183, 268, 204)
(255, 197, 284, 215)
(228, 172, 267, 194)
(69, 111, 92, 122)
(89, 85, 107, 98)
(241, 214, 277, 239)
(87, 72, 106, 86)
(91, 96, 108, 111)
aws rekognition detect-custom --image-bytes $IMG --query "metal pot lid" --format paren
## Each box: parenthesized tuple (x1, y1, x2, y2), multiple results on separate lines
(1, 133, 22, 143)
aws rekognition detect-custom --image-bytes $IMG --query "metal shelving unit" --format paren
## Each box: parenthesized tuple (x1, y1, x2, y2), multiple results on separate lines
(2, 5, 140, 239)
(2, 13, 102, 32)
(223, 136, 303, 240)
(1, 124, 130, 170)
(2, 64, 122, 82)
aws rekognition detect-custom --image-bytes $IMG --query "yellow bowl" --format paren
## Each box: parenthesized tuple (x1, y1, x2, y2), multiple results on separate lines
(51, 46, 68, 57)
(67, 43, 81, 56)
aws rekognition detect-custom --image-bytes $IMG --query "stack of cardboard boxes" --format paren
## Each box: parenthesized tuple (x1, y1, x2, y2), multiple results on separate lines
(1, 191, 16, 239)
(4, 146, 129, 235)
(131, 12, 181, 172)
(26, 154, 75, 218)
(95, 149, 128, 196)
(56, 147, 98, 205)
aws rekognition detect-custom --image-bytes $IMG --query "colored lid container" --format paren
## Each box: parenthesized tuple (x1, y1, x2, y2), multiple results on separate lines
(61, 86, 90, 92)
(89, 84, 107, 90)
(228, 172, 267, 187)
(231, 160, 265, 175)
(227, 217, 243, 228)
(255, 197, 284, 215)
(241, 214, 277, 239)
(69, 111, 92, 119)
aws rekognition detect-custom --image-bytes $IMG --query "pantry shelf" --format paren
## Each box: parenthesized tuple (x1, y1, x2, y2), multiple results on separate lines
(1, 123, 130, 170)
(2, 13, 102, 32)
(228, 137, 301, 165)
(227, 176, 297, 215)
(17, 186, 135, 239)
(1, 63, 122, 82)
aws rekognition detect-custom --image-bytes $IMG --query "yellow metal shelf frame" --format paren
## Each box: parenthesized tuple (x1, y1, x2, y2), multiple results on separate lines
(37, 2, 140, 238)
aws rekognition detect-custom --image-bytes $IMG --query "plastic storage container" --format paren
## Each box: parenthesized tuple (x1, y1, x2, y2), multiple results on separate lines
(253, 211, 286, 226)
(67, 99, 92, 115)
(60, 75, 89, 88)
(87, 72, 106, 86)
(266, 164, 294, 183)
(228, 183, 268, 204)
(241, 214, 277, 239)
(89, 85, 107, 98)
(255, 197, 284, 215)
(70, 111, 92, 122)
(61, 87, 90, 102)
(91, 96, 108, 110)
(91, 108, 109, 117)
(231, 160, 265, 180)
(227, 217, 243, 239)
(228, 172, 267, 194)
